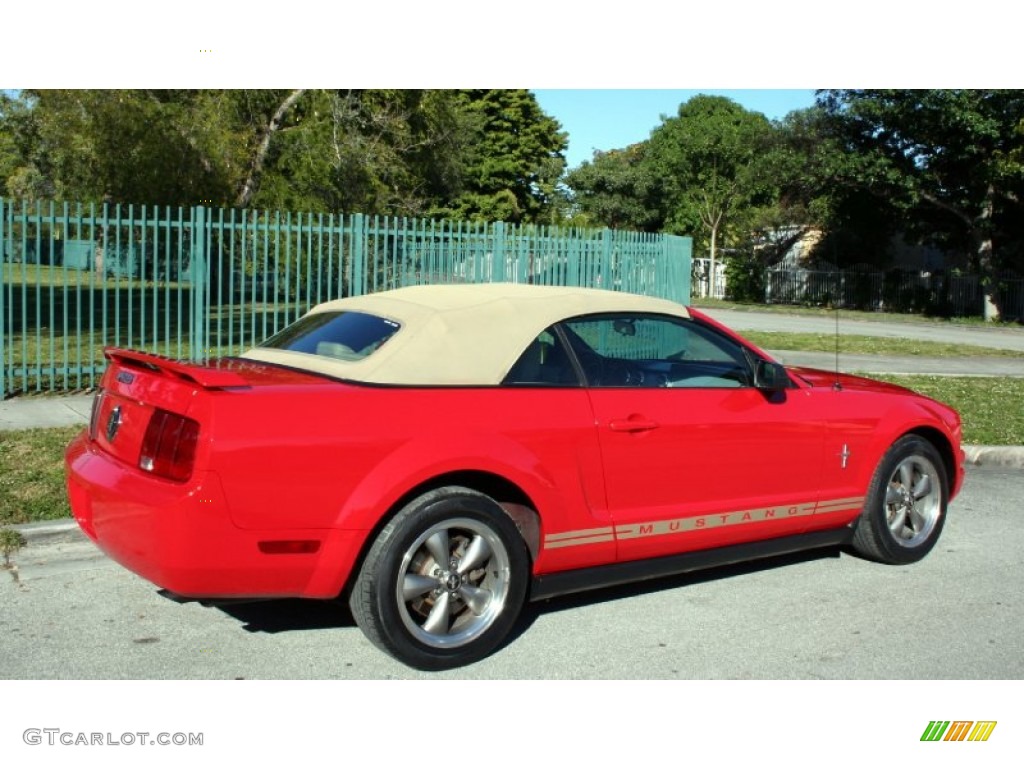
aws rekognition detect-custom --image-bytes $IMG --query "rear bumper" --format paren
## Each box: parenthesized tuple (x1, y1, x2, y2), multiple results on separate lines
(64, 433, 365, 599)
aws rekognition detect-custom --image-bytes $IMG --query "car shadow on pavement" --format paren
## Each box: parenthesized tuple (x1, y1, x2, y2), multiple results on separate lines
(522, 546, 845, 620)
(210, 597, 357, 634)
(198, 547, 843, 652)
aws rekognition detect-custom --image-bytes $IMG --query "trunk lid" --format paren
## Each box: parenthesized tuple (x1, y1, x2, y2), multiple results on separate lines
(90, 348, 329, 476)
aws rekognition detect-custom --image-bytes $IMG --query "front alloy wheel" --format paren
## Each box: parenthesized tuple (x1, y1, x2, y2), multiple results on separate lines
(350, 487, 530, 670)
(883, 454, 942, 548)
(852, 435, 948, 564)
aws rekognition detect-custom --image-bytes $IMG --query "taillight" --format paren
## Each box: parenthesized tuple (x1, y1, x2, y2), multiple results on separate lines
(88, 390, 105, 441)
(139, 409, 200, 482)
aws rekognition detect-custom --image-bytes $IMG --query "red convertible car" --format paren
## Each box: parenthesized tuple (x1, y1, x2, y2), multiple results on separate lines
(65, 283, 964, 669)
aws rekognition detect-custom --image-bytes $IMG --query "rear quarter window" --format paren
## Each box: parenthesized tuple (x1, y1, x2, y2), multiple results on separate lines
(259, 311, 400, 361)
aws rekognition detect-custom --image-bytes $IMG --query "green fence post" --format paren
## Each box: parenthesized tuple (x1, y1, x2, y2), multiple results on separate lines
(191, 205, 207, 361)
(491, 221, 506, 283)
(662, 234, 692, 305)
(351, 213, 365, 296)
(0, 197, 5, 399)
(681, 236, 692, 304)
(601, 228, 613, 291)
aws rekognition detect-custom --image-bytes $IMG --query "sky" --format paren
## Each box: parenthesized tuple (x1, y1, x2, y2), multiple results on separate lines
(533, 89, 817, 169)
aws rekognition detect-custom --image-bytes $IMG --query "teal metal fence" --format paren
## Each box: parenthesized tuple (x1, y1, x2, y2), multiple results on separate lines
(1, 198, 691, 397)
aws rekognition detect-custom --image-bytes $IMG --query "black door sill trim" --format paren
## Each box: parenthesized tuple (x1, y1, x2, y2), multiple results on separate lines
(530, 528, 853, 602)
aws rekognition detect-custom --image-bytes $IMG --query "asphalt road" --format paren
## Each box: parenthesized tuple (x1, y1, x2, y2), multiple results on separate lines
(2, 465, 1020, 680)
(701, 307, 1024, 352)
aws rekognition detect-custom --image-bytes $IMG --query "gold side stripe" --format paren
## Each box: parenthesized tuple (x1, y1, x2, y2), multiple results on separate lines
(616, 504, 816, 541)
(542, 496, 867, 551)
(815, 496, 866, 513)
(816, 501, 863, 509)
(545, 527, 613, 542)
(544, 534, 616, 550)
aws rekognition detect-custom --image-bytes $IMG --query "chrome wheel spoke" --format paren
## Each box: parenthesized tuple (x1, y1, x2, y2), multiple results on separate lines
(885, 484, 903, 505)
(402, 573, 438, 601)
(457, 534, 492, 575)
(898, 462, 914, 492)
(421, 591, 451, 635)
(909, 507, 928, 534)
(458, 584, 492, 616)
(424, 530, 450, 569)
(912, 473, 932, 501)
(888, 506, 908, 535)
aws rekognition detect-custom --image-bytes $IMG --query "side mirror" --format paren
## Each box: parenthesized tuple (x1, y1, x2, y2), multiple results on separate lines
(754, 360, 790, 392)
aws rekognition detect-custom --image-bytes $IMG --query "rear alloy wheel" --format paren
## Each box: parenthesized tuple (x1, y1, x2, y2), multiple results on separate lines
(852, 435, 948, 565)
(350, 487, 529, 670)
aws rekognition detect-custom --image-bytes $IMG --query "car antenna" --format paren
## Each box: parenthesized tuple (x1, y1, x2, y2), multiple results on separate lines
(833, 252, 842, 391)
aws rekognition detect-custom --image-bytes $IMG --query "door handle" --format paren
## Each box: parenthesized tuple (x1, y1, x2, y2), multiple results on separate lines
(608, 417, 660, 433)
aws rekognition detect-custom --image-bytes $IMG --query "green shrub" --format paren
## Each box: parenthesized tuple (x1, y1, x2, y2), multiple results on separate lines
(724, 254, 766, 303)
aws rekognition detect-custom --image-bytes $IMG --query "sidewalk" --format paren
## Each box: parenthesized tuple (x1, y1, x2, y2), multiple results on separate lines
(701, 308, 1024, 353)
(0, 393, 94, 431)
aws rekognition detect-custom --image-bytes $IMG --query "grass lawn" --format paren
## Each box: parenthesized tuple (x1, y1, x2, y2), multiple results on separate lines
(1, 263, 186, 290)
(0, 426, 79, 524)
(871, 375, 1024, 447)
(0, 374, 1020, 524)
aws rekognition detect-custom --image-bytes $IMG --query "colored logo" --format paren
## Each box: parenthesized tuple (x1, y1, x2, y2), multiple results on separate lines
(921, 721, 997, 742)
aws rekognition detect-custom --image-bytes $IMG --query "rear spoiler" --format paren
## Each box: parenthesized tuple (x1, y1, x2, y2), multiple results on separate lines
(103, 348, 251, 389)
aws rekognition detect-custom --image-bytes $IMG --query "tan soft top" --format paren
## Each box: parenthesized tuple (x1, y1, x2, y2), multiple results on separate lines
(241, 282, 690, 385)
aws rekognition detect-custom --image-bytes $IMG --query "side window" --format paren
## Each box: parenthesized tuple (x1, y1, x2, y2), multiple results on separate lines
(503, 329, 580, 386)
(560, 314, 753, 388)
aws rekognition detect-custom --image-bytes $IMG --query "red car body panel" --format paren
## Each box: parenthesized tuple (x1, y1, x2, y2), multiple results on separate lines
(69, 354, 620, 598)
(789, 367, 965, 504)
(587, 384, 828, 561)
(65, 306, 965, 604)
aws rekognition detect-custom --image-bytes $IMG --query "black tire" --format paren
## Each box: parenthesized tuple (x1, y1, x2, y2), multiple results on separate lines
(349, 486, 530, 670)
(851, 435, 948, 565)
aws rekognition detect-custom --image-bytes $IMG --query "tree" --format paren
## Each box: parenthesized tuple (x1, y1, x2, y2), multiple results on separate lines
(0, 93, 25, 197)
(818, 89, 1024, 320)
(0, 89, 567, 225)
(248, 89, 470, 216)
(440, 90, 568, 224)
(753, 106, 902, 269)
(646, 95, 774, 294)
(564, 143, 664, 231)
(0, 89, 465, 214)
(234, 89, 306, 208)
(1, 90, 244, 205)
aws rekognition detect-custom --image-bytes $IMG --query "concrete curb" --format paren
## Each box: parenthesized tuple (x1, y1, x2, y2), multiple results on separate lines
(963, 445, 1024, 469)
(10, 519, 85, 545)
